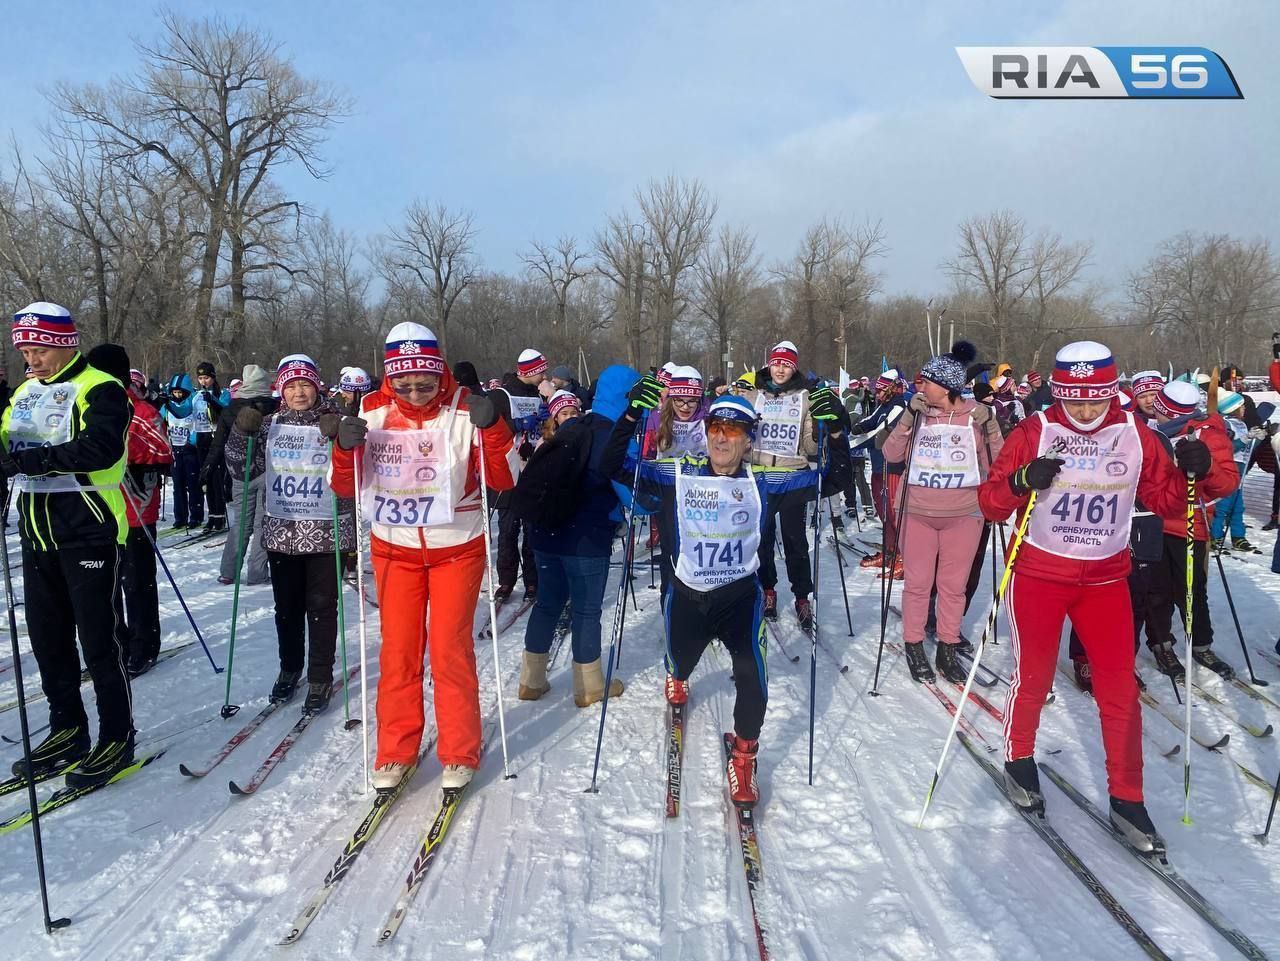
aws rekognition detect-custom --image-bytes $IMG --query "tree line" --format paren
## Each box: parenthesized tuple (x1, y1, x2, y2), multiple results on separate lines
(0, 12, 1275, 387)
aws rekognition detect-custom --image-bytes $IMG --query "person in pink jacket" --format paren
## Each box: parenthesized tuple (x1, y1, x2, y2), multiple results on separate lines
(882, 341, 1002, 684)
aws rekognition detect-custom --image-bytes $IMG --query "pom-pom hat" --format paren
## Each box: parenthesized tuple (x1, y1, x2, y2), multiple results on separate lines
(548, 389, 581, 419)
(920, 341, 977, 392)
(1153, 380, 1200, 419)
(517, 349, 548, 378)
(769, 341, 799, 370)
(1051, 342, 1119, 401)
(667, 365, 703, 399)
(385, 322, 446, 377)
(706, 395, 758, 438)
(276, 353, 322, 390)
(12, 302, 78, 348)
(1130, 370, 1165, 397)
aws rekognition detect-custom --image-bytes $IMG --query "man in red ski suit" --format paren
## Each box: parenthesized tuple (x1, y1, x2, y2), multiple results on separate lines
(977, 342, 1218, 852)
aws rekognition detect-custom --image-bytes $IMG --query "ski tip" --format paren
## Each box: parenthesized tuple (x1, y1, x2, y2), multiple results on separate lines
(839, 664, 849, 674)
(228, 780, 251, 796)
(343, 719, 363, 731)
(1261, 724, 1275, 738)
(178, 763, 201, 778)
(1212, 734, 1231, 750)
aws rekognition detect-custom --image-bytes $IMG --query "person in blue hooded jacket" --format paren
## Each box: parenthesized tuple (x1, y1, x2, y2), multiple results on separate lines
(516, 364, 639, 708)
(161, 373, 203, 529)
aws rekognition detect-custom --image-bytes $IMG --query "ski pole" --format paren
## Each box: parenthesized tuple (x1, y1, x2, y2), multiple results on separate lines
(121, 478, 222, 674)
(1259, 765, 1280, 845)
(872, 409, 920, 695)
(917, 441, 1063, 827)
(475, 427, 513, 780)
(351, 450, 371, 794)
(330, 444, 359, 730)
(586, 416, 645, 793)
(828, 509, 855, 637)
(1182, 473, 1195, 824)
(807, 423, 825, 786)
(0, 505, 70, 934)
(221, 436, 255, 719)
(1195, 496, 1265, 686)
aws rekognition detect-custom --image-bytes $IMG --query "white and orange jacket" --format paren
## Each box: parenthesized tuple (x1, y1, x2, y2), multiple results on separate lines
(328, 370, 519, 552)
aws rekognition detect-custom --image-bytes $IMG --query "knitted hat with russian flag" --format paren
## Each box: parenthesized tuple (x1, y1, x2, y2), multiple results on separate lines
(276, 353, 322, 390)
(12, 302, 78, 348)
(385, 322, 446, 377)
(1130, 369, 1165, 397)
(657, 362, 677, 386)
(548, 389, 582, 419)
(1050, 341, 1119, 401)
(667, 365, 703, 399)
(874, 367, 903, 393)
(1153, 380, 1201, 419)
(517, 348, 548, 379)
(769, 340, 799, 371)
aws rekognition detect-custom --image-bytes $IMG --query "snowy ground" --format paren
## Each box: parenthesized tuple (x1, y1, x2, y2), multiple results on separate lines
(2, 435, 1280, 960)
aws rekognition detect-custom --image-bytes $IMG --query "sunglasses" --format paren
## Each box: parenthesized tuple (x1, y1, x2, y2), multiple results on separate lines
(391, 382, 437, 397)
(706, 419, 751, 439)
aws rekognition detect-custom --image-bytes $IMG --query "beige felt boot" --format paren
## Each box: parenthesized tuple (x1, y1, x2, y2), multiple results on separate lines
(573, 658, 624, 708)
(518, 651, 551, 700)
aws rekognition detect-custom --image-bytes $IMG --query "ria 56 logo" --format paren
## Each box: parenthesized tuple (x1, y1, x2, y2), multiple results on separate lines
(956, 47, 1241, 99)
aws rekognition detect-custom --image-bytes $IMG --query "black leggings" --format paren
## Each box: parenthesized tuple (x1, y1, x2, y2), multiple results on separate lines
(664, 577, 768, 740)
(757, 488, 814, 599)
(267, 551, 339, 683)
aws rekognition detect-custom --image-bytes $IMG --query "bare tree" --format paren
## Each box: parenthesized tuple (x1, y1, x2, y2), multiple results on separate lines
(820, 218, 887, 372)
(636, 176, 717, 364)
(53, 11, 346, 366)
(594, 214, 651, 368)
(695, 224, 759, 380)
(522, 236, 589, 329)
(773, 219, 841, 363)
(377, 200, 480, 355)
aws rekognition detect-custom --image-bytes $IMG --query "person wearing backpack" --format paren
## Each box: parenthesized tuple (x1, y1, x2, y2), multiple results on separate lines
(515, 369, 638, 706)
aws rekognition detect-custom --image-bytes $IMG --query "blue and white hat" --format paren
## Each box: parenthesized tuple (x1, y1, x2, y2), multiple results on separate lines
(706, 395, 758, 437)
(12, 302, 78, 348)
(339, 366, 372, 393)
(276, 353, 322, 390)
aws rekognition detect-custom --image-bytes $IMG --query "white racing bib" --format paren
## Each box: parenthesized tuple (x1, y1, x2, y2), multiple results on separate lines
(674, 469, 762, 592)
(361, 426, 456, 528)
(754, 392, 803, 458)
(909, 419, 980, 489)
(1026, 413, 1143, 560)
(7, 381, 81, 494)
(507, 393, 543, 422)
(167, 412, 194, 448)
(666, 418, 707, 458)
(192, 394, 215, 433)
(265, 422, 332, 520)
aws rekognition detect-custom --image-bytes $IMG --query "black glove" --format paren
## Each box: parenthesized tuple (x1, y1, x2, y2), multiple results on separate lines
(808, 386, 839, 422)
(1009, 456, 1063, 495)
(518, 440, 535, 460)
(469, 395, 499, 429)
(335, 415, 369, 451)
(1175, 437, 1211, 479)
(626, 374, 663, 414)
(234, 406, 264, 435)
(318, 412, 341, 440)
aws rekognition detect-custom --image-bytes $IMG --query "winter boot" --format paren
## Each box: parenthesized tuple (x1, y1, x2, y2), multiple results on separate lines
(843, 506, 859, 519)
(270, 669, 304, 704)
(302, 681, 332, 715)
(523, 585, 538, 603)
(1149, 643, 1185, 681)
(1072, 656, 1093, 694)
(1263, 516, 1279, 532)
(518, 651, 551, 701)
(372, 761, 411, 793)
(1002, 756, 1044, 813)
(762, 588, 778, 622)
(65, 733, 136, 790)
(573, 659, 624, 708)
(934, 643, 967, 684)
(1232, 536, 1261, 555)
(726, 734, 759, 807)
(208, 514, 227, 533)
(1109, 797, 1167, 856)
(493, 584, 514, 604)
(442, 763, 476, 793)
(865, 505, 877, 520)
(877, 556, 904, 580)
(904, 642, 936, 684)
(665, 675, 690, 705)
(10, 725, 90, 779)
(127, 649, 158, 678)
(794, 597, 814, 635)
(1210, 537, 1226, 553)
(859, 551, 884, 569)
(1192, 647, 1236, 680)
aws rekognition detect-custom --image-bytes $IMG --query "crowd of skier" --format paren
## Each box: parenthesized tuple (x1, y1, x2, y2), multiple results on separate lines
(4, 298, 1280, 948)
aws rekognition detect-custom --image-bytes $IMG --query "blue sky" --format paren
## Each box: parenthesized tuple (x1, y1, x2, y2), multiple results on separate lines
(1, 0, 1274, 298)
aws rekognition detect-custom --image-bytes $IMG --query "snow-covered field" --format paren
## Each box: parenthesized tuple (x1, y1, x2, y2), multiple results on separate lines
(2, 448, 1280, 961)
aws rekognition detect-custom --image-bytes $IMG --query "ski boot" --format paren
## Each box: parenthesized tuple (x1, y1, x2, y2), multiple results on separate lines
(1002, 756, 1045, 813)
(522, 586, 538, 603)
(665, 675, 690, 705)
(302, 681, 332, 715)
(904, 642, 936, 684)
(762, 588, 778, 622)
(955, 636, 975, 657)
(1209, 537, 1226, 553)
(865, 505, 877, 520)
(1192, 647, 1235, 680)
(843, 506, 859, 520)
(270, 669, 304, 704)
(726, 734, 759, 807)
(10, 726, 90, 780)
(492, 584, 514, 604)
(877, 556, 904, 580)
(934, 643, 967, 684)
(1149, 643, 1185, 681)
(1263, 516, 1280, 532)
(1109, 797, 1167, 857)
(859, 551, 884, 569)
(1072, 656, 1093, 694)
(1232, 536, 1261, 555)
(442, 764, 476, 798)
(518, 652, 551, 701)
(372, 761, 411, 793)
(65, 733, 136, 790)
(794, 597, 814, 635)
(127, 648, 159, 678)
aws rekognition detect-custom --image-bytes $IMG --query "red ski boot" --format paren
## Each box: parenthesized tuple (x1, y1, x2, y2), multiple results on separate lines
(727, 734, 759, 807)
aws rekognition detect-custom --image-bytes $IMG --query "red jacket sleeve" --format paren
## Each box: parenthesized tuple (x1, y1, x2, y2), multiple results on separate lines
(1270, 359, 1280, 393)
(471, 418, 516, 492)
(978, 417, 1038, 522)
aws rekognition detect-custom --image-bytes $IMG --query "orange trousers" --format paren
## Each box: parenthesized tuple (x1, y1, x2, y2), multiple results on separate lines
(372, 533, 485, 768)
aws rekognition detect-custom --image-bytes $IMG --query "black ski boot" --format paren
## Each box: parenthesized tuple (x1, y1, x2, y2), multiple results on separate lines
(270, 669, 304, 704)
(794, 597, 815, 635)
(1192, 647, 1235, 680)
(1263, 516, 1279, 532)
(762, 588, 778, 622)
(127, 649, 159, 678)
(1072, 656, 1093, 694)
(1149, 642, 1185, 681)
(904, 642, 935, 684)
(1002, 756, 1044, 813)
(65, 733, 136, 789)
(302, 681, 332, 716)
(1109, 797, 1167, 857)
(523, 586, 538, 603)
(10, 725, 90, 779)
(1231, 536, 1261, 555)
(935, 643, 967, 684)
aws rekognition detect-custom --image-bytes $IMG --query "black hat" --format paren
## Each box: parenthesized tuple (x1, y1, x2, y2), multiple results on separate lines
(87, 343, 131, 385)
(196, 361, 215, 377)
(452, 361, 480, 388)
